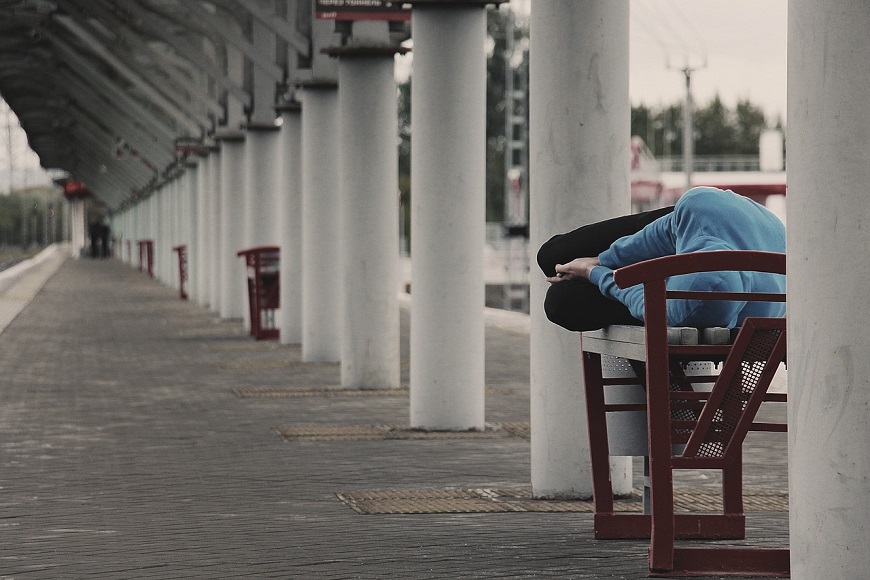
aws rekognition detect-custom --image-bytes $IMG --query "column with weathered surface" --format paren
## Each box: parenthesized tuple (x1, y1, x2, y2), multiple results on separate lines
(195, 154, 211, 306)
(327, 24, 402, 389)
(217, 133, 247, 320)
(788, 1, 870, 577)
(207, 147, 222, 314)
(300, 85, 342, 362)
(410, 1, 488, 428)
(528, 0, 632, 497)
(242, 124, 281, 330)
(183, 161, 198, 302)
(278, 104, 303, 345)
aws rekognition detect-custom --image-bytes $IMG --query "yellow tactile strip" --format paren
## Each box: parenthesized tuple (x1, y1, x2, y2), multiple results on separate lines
(235, 386, 507, 398)
(336, 487, 789, 515)
(275, 422, 531, 442)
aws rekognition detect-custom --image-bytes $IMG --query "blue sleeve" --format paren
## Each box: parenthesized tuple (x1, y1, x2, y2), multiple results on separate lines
(589, 265, 646, 321)
(589, 263, 746, 326)
(598, 212, 677, 269)
(591, 239, 750, 327)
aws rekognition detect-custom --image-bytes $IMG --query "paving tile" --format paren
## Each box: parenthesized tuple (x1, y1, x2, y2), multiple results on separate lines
(0, 256, 789, 579)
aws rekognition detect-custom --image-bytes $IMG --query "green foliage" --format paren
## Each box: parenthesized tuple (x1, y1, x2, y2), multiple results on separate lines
(0, 186, 63, 248)
(630, 96, 771, 157)
(398, 10, 776, 233)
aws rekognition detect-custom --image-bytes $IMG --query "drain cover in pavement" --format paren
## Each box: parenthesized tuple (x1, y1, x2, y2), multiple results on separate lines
(336, 488, 789, 514)
(275, 423, 530, 442)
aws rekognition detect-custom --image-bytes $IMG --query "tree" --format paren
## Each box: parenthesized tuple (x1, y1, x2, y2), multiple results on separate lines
(630, 97, 773, 157)
(694, 96, 737, 156)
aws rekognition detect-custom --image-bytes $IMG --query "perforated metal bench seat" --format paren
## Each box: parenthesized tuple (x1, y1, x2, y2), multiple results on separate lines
(582, 324, 735, 362)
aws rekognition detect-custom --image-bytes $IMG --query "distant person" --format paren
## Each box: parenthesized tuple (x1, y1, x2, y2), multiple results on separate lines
(88, 217, 101, 259)
(538, 187, 786, 331)
(99, 221, 111, 258)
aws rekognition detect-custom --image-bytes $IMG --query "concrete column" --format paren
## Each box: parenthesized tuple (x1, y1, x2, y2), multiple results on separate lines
(207, 149, 222, 313)
(300, 86, 341, 362)
(166, 181, 177, 285)
(218, 135, 247, 319)
(195, 155, 211, 306)
(410, 3, 486, 428)
(158, 184, 171, 284)
(278, 106, 303, 345)
(335, 52, 400, 389)
(242, 126, 281, 329)
(184, 162, 199, 301)
(788, 2, 870, 577)
(126, 207, 136, 265)
(528, 0, 631, 497)
(243, 126, 282, 249)
(170, 175, 183, 290)
(171, 176, 183, 289)
(149, 194, 158, 275)
(68, 199, 86, 258)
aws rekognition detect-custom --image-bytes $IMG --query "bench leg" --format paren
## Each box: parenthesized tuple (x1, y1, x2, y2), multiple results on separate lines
(582, 352, 616, 517)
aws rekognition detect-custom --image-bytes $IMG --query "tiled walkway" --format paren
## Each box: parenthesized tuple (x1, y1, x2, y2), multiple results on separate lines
(0, 252, 788, 578)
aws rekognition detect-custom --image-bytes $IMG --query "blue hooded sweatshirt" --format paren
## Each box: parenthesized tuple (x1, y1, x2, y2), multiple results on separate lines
(588, 187, 786, 328)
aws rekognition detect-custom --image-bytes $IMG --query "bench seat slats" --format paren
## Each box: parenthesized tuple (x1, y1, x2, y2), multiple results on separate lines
(582, 325, 735, 360)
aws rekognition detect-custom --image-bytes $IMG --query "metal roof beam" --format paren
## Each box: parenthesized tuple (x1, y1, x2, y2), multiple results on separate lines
(59, 72, 175, 168)
(112, 0, 251, 109)
(186, 1, 283, 82)
(230, 0, 309, 58)
(49, 14, 204, 135)
(41, 30, 182, 140)
(58, 0, 223, 121)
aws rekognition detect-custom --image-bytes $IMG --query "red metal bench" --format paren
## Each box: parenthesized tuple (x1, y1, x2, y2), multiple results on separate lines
(580, 250, 788, 577)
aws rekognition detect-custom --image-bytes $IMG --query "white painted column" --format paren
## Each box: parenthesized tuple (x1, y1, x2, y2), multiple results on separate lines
(278, 106, 303, 345)
(528, 0, 631, 497)
(68, 198, 86, 258)
(195, 155, 210, 306)
(300, 86, 341, 362)
(243, 126, 282, 249)
(788, 2, 870, 577)
(207, 148, 222, 313)
(127, 207, 137, 265)
(242, 126, 281, 329)
(218, 135, 247, 319)
(410, 4, 486, 428)
(172, 175, 184, 289)
(184, 162, 199, 301)
(170, 175, 183, 290)
(161, 182, 174, 285)
(148, 193, 158, 276)
(335, 52, 400, 390)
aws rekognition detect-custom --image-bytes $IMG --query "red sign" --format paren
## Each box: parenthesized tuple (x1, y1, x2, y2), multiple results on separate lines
(315, 0, 411, 21)
(61, 179, 92, 200)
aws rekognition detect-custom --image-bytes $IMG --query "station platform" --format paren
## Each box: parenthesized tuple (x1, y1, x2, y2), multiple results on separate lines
(0, 249, 788, 579)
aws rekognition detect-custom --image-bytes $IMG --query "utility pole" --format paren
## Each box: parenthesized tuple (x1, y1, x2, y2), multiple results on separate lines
(682, 66, 695, 190)
(502, 3, 530, 313)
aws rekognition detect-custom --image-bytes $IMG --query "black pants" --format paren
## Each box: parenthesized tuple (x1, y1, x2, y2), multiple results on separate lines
(536, 206, 675, 331)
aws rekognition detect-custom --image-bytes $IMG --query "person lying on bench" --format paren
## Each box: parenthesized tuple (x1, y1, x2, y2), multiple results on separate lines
(538, 187, 786, 332)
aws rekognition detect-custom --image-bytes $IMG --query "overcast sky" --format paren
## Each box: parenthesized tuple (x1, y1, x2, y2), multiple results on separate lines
(629, 0, 788, 122)
(399, 0, 788, 122)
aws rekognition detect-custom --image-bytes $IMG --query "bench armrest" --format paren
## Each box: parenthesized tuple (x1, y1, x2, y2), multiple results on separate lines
(613, 250, 786, 289)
